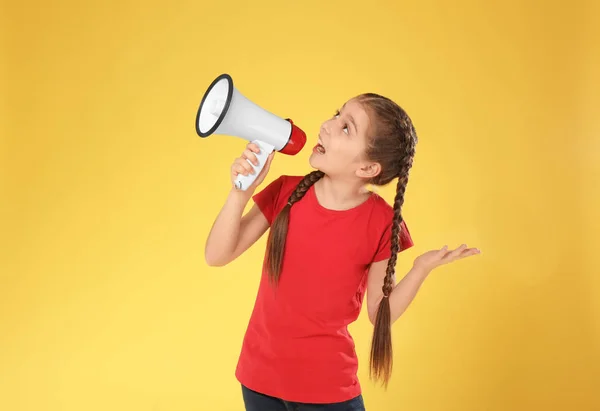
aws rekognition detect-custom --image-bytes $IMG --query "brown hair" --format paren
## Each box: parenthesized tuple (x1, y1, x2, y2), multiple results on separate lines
(264, 93, 418, 387)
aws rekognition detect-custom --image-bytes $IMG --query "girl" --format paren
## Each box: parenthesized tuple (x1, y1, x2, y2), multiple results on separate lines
(205, 93, 479, 410)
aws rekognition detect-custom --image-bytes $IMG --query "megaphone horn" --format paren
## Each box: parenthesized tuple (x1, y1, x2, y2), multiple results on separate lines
(195, 73, 307, 191)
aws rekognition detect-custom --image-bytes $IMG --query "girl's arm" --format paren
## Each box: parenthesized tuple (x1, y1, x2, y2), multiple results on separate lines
(366, 260, 429, 324)
(366, 244, 480, 324)
(204, 190, 269, 267)
(204, 144, 274, 267)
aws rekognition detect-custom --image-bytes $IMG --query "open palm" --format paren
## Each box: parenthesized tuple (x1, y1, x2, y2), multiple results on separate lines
(414, 244, 480, 273)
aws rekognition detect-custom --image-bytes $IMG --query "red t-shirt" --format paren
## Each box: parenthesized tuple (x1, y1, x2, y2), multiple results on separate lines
(235, 175, 414, 403)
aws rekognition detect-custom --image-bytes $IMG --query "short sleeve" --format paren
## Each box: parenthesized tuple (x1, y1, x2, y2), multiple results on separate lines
(373, 220, 414, 262)
(252, 175, 286, 225)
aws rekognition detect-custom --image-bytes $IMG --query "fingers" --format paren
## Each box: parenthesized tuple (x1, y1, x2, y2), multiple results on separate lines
(445, 244, 480, 261)
(232, 157, 255, 176)
(437, 245, 449, 258)
(231, 143, 262, 177)
(247, 142, 261, 153)
(448, 244, 468, 259)
(231, 144, 276, 190)
(437, 244, 481, 264)
(461, 248, 481, 258)
(242, 147, 260, 166)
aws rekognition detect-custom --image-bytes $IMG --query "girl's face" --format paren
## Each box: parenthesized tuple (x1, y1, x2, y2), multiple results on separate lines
(309, 98, 379, 180)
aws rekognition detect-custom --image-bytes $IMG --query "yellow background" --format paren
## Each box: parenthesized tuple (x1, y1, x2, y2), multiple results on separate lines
(2, 0, 599, 410)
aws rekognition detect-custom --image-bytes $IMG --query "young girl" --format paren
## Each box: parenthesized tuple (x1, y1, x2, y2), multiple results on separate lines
(205, 93, 479, 410)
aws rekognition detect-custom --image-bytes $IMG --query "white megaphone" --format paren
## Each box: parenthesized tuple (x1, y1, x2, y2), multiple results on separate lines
(195, 73, 307, 190)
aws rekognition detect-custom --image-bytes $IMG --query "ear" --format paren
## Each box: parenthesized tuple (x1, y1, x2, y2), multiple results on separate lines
(356, 161, 381, 179)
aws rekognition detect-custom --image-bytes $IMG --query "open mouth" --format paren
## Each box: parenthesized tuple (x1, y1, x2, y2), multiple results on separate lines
(315, 137, 326, 154)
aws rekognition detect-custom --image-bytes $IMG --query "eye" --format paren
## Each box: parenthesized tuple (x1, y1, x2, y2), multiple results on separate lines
(333, 110, 348, 134)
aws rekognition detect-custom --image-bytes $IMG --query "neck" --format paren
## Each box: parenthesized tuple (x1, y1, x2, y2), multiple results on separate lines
(314, 173, 371, 211)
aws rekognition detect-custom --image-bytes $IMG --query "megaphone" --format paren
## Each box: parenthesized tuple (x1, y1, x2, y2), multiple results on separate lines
(195, 73, 307, 190)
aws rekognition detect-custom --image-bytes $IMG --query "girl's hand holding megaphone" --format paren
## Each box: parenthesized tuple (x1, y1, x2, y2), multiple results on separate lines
(231, 142, 275, 193)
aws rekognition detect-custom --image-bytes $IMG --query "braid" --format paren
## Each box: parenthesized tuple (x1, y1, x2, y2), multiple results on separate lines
(383, 143, 415, 296)
(265, 170, 324, 284)
(288, 171, 324, 207)
(382, 177, 406, 296)
(370, 139, 415, 387)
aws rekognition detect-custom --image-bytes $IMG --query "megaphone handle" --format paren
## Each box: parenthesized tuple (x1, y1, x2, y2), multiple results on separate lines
(234, 140, 275, 191)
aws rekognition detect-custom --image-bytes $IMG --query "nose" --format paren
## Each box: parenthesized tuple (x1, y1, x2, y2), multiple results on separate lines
(320, 121, 330, 136)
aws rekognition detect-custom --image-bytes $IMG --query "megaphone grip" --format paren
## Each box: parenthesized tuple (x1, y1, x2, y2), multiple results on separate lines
(234, 140, 275, 191)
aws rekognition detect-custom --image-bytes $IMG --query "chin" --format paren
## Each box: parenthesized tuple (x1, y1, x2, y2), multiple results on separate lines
(308, 152, 324, 170)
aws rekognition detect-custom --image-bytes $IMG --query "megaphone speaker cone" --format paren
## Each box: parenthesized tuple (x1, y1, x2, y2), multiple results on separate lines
(195, 73, 233, 138)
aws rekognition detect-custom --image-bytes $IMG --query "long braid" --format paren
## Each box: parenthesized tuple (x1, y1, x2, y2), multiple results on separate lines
(265, 170, 324, 284)
(370, 123, 416, 387)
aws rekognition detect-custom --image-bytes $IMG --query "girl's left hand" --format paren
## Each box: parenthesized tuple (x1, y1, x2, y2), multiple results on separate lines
(414, 244, 480, 274)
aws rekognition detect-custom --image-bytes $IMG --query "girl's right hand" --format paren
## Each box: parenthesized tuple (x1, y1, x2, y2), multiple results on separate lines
(230, 142, 275, 191)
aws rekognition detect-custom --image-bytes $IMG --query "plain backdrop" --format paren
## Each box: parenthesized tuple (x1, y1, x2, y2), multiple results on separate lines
(2, 0, 599, 410)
